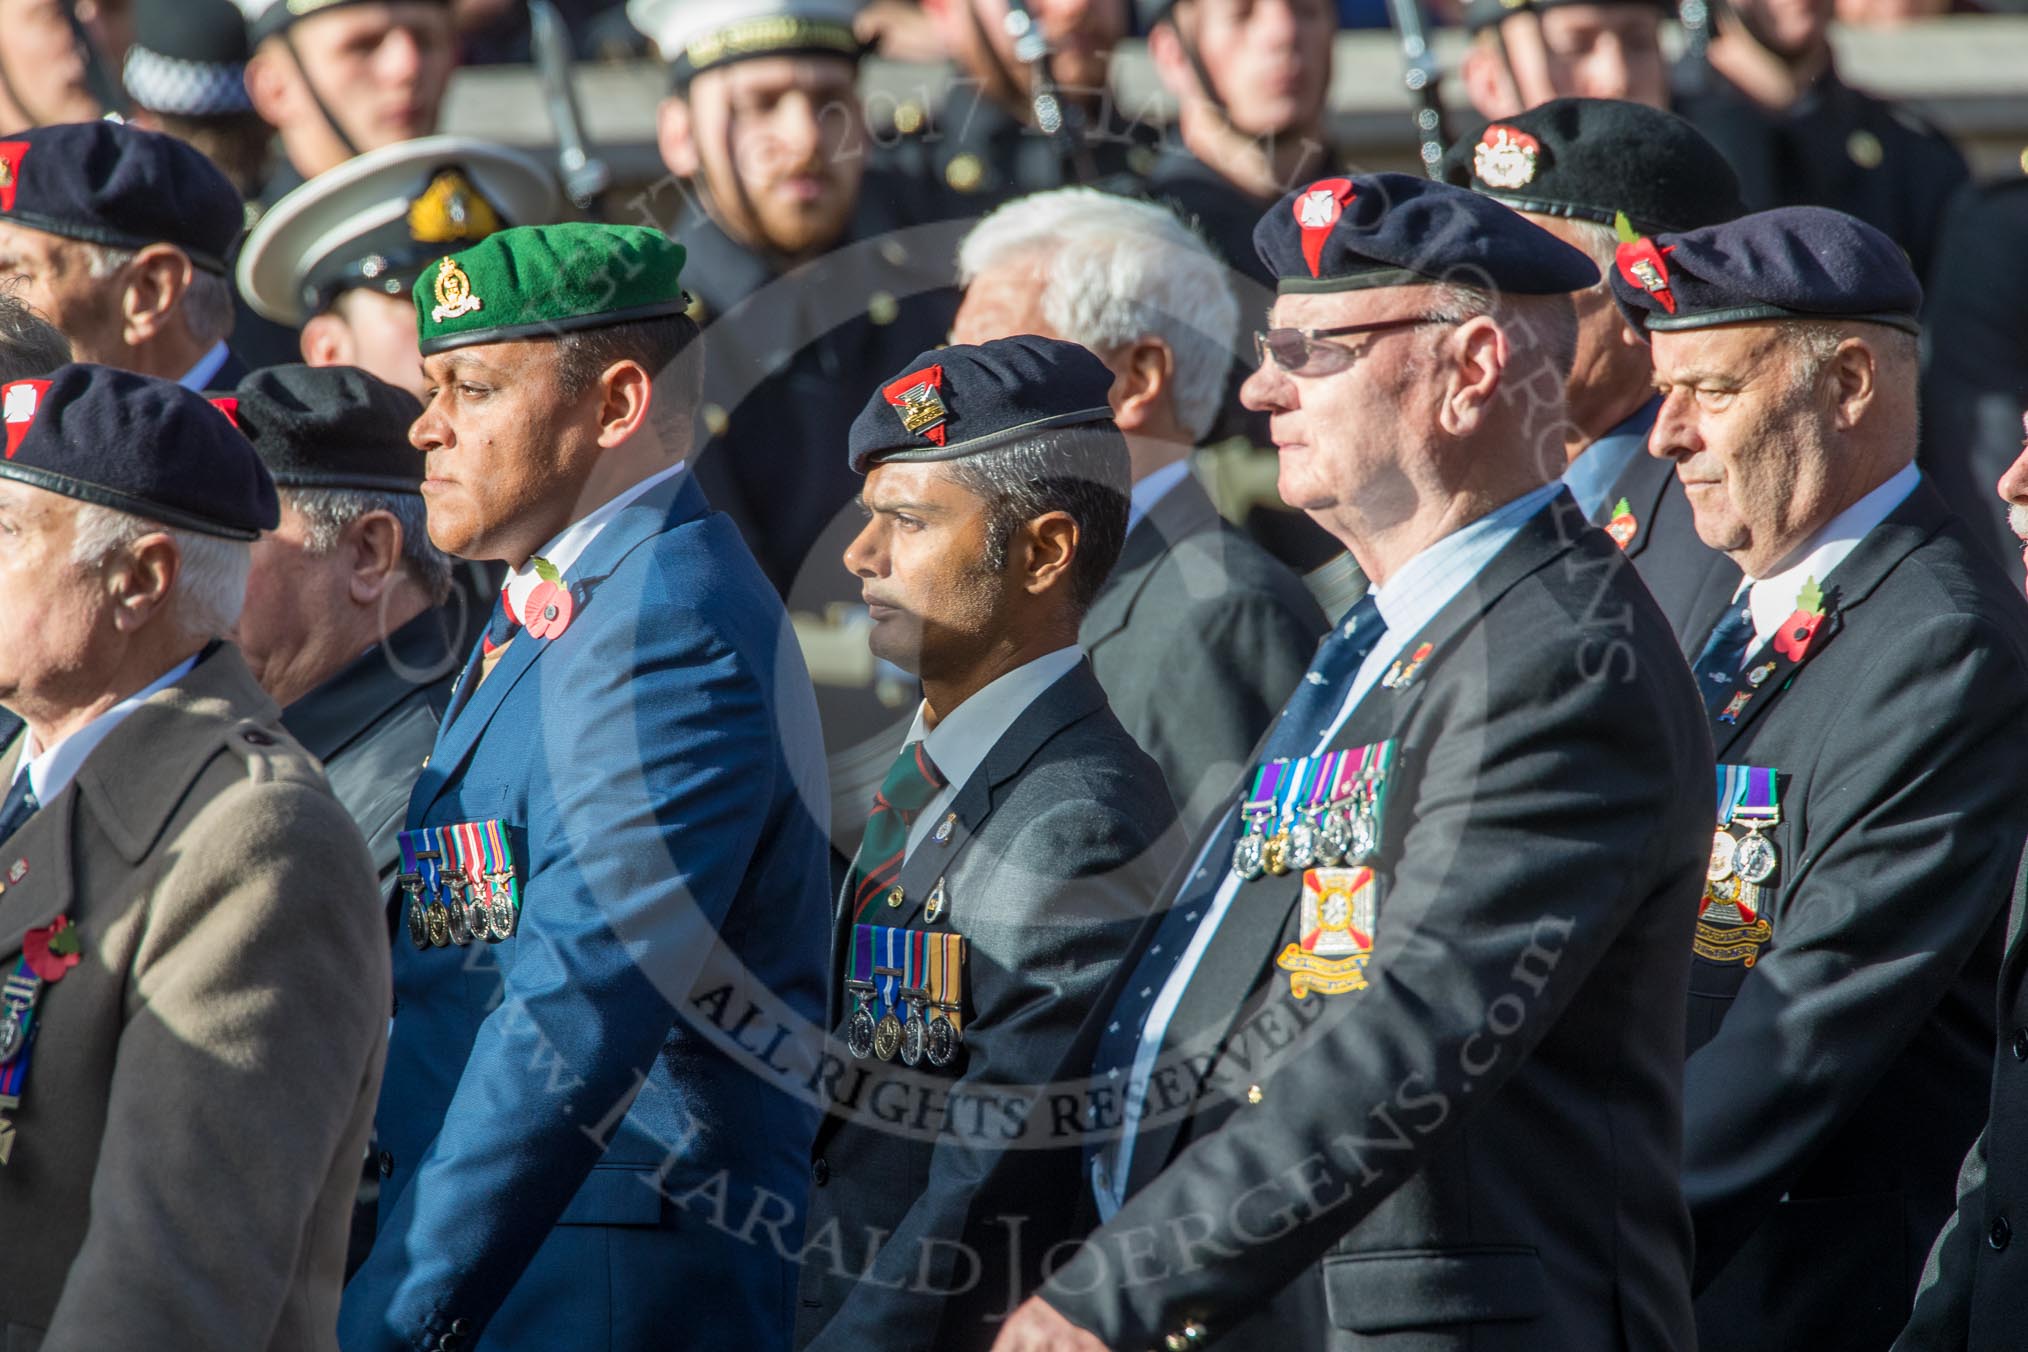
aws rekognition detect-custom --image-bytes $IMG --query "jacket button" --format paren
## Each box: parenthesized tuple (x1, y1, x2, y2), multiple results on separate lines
(2012, 1029, 2028, 1062)
(241, 728, 275, 746)
(812, 1157, 830, 1186)
(450, 1319, 470, 1335)
(377, 1150, 394, 1178)
(1991, 1215, 2012, 1251)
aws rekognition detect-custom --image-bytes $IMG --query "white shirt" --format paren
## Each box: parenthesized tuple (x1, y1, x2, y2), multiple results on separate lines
(900, 646, 1084, 861)
(1734, 462, 1919, 654)
(1125, 460, 1193, 539)
(179, 341, 231, 391)
(8, 653, 199, 806)
(502, 461, 687, 620)
(1095, 480, 1564, 1219)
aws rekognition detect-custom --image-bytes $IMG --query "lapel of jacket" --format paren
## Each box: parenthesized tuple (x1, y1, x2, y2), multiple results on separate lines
(1611, 448, 1677, 563)
(413, 472, 706, 824)
(1706, 481, 1948, 760)
(0, 646, 272, 958)
(1081, 475, 1223, 649)
(1126, 496, 1584, 1192)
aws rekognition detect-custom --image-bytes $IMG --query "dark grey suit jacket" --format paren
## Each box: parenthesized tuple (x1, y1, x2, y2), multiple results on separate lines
(794, 661, 1177, 1352)
(1045, 493, 1712, 1351)
(1082, 474, 1327, 833)
(1896, 845, 2028, 1352)
(279, 608, 458, 888)
(1679, 482, 2028, 1352)
(1601, 447, 1741, 646)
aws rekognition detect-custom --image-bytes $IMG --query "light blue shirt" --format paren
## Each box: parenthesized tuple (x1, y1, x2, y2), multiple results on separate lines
(178, 340, 231, 391)
(1561, 397, 1658, 522)
(1094, 480, 1565, 1218)
(1126, 460, 1193, 539)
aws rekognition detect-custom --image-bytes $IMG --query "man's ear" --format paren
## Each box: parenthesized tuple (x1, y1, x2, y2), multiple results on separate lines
(1019, 510, 1080, 597)
(1438, 316, 1509, 438)
(1108, 337, 1175, 435)
(1827, 338, 1880, 432)
(103, 532, 181, 633)
(300, 312, 354, 367)
(656, 95, 699, 180)
(244, 44, 298, 130)
(594, 360, 656, 448)
(344, 509, 407, 606)
(121, 245, 195, 347)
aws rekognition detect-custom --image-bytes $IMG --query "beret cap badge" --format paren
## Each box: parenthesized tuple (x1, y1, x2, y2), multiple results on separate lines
(431, 256, 484, 324)
(883, 365, 949, 446)
(3, 380, 48, 460)
(0, 142, 24, 213)
(1614, 211, 1677, 315)
(1473, 125, 1541, 190)
(1294, 177, 1355, 279)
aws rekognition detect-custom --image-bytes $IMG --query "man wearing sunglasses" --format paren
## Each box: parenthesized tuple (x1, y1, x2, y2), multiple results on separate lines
(993, 172, 1713, 1352)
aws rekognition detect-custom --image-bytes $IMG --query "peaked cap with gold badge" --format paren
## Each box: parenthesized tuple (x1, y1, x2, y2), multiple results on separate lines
(412, 223, 690, 357)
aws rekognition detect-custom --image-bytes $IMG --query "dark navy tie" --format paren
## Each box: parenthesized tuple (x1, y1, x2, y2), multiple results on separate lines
(0, 774, 38, 846)
(1691, 602, 1756, 715)
(1085, 593, 1389, 1195)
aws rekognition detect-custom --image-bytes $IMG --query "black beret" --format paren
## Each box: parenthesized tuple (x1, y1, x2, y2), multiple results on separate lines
(124, 0, 253, 118)
(1608, 206, 1923, 338)
(1253, 172, 1600, 296)
(1441, 99, 1746, 237)
(0, 123, 243, 275)
(226, 365, 424, 495)
(0, 364, 277, 540)
(849, 336, 1117, 474)
(1463, 0, 1672, 34)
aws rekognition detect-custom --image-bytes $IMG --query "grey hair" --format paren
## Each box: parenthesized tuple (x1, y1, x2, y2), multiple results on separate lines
(1560, 218, 1621, 273)
(1423, 282, 1581, 387)
(82, 243, 236, 348)
(68, 502, 251, 639)
(957, 188, 1239, 442)
(285, 488, 453, 605)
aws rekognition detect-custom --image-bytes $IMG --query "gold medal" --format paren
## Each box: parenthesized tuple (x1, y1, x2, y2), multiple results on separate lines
(873, 1013, 903, 1061)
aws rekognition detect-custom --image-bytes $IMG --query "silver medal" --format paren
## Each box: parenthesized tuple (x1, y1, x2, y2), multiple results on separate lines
(1735, 830, 1779, 884)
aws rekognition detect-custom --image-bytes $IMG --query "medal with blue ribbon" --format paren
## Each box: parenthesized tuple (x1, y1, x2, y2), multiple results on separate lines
(0, 916, 82, 1165)
(872, 926, 905, 1061)
(1698, 764, 1778, 966)
(899, 929, 930, 1067)
(416, 837, 451, 948)
(1288, 751, 1339, 871)
(398, 831, 429, 951)
(844, 925, 877, 1059)
(434, 826, 474, 946)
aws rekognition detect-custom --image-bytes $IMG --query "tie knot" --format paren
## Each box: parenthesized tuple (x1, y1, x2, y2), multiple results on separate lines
(482, 587, 518, 654)
(875, 740, 946, 820)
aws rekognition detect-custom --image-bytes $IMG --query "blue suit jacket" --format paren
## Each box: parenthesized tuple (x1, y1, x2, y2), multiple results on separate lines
(340, 471, 833, 1352)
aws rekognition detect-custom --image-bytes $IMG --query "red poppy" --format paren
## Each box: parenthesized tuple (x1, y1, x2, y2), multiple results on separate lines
(24, 915, 80, 984)
(523, 581, 573, 640)
(1772, 609, 1824, 662)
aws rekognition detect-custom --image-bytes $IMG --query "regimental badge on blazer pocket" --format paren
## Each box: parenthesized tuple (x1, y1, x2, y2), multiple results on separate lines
(844, 924, 967, 1071)
(397, 820, 523, 951)
(1697, 764, 1782, 967)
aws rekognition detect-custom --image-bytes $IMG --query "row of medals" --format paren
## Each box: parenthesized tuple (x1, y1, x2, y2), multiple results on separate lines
(0, 974, 36, 1063)
(1708, 820, 1779, 892)
(847, 986, 960, 1068)
(1233, 787, 1380, 881)
(403, 871, 519, 950)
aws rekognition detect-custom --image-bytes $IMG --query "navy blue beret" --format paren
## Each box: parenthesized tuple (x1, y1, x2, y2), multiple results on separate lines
(848, 336, 1117, 474)
(0, 122, 243, 274)
(0, 364, 277, 540)
(1253, 173, 1600, 296)
(228, 365, 424, 494)
(1608, 206, 1923, 337)
(1442, 99, 1745, 237)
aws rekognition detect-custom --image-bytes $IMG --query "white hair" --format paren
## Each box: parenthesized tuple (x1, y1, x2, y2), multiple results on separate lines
(69, 502, 251, 639)
(957, 188, 1240, 442)
(82, 243, 236, 348)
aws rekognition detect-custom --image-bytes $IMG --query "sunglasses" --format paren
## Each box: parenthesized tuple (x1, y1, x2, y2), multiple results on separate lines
(1253, 316, 1451, 375)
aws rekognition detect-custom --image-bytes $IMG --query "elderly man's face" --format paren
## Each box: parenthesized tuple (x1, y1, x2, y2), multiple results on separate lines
(1181, 0, 1336, 138)
(843, 460, 1013, 681)
(680, 56, 867, 260)
(237, 499, 357, 707)
(411, 340, 599, 563)
(0, 223, 125, 364)
(0, 482, 119, 711)
(1239, 289, 1445, 537)
(1649, 324, 1841, 574)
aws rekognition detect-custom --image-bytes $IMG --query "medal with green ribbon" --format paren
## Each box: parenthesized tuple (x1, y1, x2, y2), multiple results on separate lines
(0, 915, 82, 1165)
(844, 925, 877, 1060)
(481, 820, 519, 940)
(1232, 760, 1286, 881)
(898, 929, 929, 1067)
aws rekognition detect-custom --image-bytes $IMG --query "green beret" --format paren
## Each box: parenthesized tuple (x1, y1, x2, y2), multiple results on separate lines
(412, 222, 690, 358)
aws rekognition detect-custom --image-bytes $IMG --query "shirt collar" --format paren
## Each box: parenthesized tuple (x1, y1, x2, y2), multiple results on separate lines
(1738, 461, 1921, 646)
(903, 646, 1084, 795)
(1562, 396, 1659, 522)
(14, 651, 201, 804)
(503, 461, 686, 619)
(179, 340, 231, 391)
(1368, 481, 1565, 640)
(1126, 461, 1193, 538)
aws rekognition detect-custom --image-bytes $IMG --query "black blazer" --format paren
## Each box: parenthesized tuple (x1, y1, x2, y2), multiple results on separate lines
(1082, 474, 1327, 834)
(1896, 846, 2028, 1352)
(1600, 447, 1741, 646)
(794, 662, 1177, 1352)
(1044, 492, 1712, 1351)
(1677, 481, 2028, 1352)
